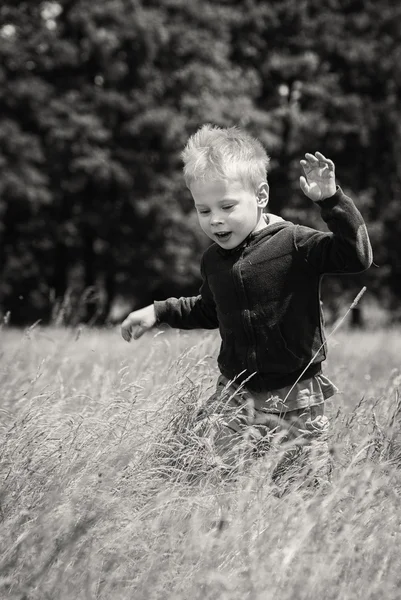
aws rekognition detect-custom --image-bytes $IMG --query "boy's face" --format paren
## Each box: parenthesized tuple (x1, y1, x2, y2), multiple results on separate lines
(191, 178, 269, 249)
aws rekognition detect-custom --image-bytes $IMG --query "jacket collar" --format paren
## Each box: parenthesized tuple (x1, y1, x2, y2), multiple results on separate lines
(217, 213, 287, 256)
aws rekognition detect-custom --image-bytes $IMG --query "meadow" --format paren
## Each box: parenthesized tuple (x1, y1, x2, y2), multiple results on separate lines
(1, 322, 401, 599)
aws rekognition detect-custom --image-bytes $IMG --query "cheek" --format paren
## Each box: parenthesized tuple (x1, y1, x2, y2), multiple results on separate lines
(245, 204, 259, 221)
(198, 217, 210, 234)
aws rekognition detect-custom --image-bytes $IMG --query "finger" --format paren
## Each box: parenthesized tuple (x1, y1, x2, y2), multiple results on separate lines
(300, 160, 309, 178)
(322, 158, 335, 171)
(121, 329, 131, 342)
(304, 153, 319, 165)
(315, 152, 335, 170)
(300, 161, 313, 182)
(121, 326, 132, 342)
(133, 324, 147, 340)
(121, 316, 134, 341)
(299, 175, 310, 195)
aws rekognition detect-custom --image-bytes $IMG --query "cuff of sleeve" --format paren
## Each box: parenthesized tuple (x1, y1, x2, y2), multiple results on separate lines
(153, 300, 166, 323)
(315, 185, 345, 208)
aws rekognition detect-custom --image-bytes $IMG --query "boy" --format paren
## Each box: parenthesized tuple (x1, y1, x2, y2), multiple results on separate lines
(121, 124, 372, 471)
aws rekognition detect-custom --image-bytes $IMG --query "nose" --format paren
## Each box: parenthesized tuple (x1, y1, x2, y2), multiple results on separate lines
(210, 213, 223, 227)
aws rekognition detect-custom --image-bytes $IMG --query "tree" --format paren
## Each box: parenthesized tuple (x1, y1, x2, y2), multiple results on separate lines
(228, 0, 400, 313)
(0, 0, 270, 323)
(0, 0, 400, 324)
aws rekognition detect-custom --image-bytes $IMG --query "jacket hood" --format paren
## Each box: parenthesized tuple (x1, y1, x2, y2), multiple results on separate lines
(216, 213, 289, 256)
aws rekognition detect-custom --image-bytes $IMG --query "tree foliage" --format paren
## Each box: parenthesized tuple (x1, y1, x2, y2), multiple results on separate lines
(0, 0, 399, 324)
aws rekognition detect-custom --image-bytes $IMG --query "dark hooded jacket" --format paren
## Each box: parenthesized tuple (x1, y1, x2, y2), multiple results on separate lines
(154, 187, 372, 392)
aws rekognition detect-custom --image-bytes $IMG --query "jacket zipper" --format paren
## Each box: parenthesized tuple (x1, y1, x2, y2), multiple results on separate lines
(232, 250, 258, 375)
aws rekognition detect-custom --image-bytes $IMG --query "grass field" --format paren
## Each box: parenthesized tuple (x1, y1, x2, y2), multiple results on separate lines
(1, 323, 401, 599)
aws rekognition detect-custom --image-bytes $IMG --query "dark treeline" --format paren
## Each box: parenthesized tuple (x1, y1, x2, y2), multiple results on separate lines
(0, 0, 400, 325)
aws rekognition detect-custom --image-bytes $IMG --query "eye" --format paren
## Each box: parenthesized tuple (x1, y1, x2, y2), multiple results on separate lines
(222, 205, 233, 211)
(198, 209, 210, 215)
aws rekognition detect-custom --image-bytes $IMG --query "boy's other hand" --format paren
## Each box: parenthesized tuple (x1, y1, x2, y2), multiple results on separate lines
(300, 152, 336, 202)
(121, 304, 157, 341)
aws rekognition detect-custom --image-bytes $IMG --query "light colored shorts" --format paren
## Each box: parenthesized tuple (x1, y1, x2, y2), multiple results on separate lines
(198, 373, 338, 469)
(216, 373, 338, 415)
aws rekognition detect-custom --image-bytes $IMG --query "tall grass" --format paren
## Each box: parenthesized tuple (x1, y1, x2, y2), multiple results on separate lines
(1, 324, 401, 599)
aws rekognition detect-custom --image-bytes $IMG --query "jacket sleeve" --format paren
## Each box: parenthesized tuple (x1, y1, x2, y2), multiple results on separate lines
(294, 186, 373, 274)
(153, 257, 219, 330)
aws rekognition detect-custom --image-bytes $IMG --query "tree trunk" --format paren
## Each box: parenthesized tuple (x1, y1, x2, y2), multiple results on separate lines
(82, 227, 99, 324)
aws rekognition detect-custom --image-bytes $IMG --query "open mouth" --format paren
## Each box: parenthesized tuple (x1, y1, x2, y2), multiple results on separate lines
(215, 232, 232, 242)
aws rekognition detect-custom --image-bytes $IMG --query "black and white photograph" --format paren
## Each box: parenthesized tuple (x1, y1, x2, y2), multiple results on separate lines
(0, 1, 400, 598)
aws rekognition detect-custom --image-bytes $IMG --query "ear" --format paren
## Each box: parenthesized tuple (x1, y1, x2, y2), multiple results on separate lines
(256, 182, 269, 208)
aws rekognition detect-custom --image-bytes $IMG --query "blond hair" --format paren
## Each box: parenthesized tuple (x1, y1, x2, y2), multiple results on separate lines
(181, 124, 270, 192)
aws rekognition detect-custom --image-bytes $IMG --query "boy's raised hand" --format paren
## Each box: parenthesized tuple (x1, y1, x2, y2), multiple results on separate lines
(121, 304, 157, 341)
(300, 152, 336, 202)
